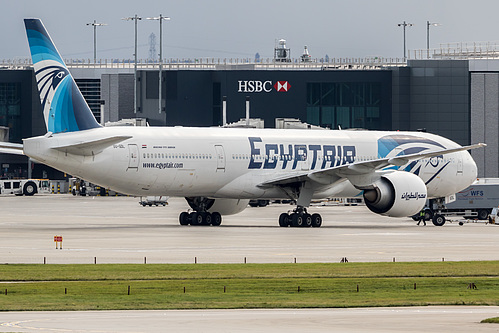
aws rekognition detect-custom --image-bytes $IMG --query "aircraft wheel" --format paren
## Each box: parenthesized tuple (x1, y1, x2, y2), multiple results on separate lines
(303, 214, 312, 227)
(191, 212, 203, 225)
(211, 212, 222, 226)
(179, 212, 189, 225)
(203, 212, 212, 226)
(432, 214, 446, 226)
(291, 213, 304, 227)
(311, 213, 322, 228)
(279, 213, 290, 227)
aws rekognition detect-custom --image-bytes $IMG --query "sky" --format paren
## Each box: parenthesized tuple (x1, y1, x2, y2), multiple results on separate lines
(2, 0, 499, 62)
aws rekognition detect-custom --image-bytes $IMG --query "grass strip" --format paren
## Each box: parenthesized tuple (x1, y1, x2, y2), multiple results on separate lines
(481, 317, 499, 323)
(1, 261, 499, 281)
(0, 261, 498, 311)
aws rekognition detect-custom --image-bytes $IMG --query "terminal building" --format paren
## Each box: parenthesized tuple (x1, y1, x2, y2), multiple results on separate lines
(1, 43, 499, 180)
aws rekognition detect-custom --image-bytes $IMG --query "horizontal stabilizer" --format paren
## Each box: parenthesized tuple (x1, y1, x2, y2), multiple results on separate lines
(0, 142, 24, 155)
(51, 135, 132, 156)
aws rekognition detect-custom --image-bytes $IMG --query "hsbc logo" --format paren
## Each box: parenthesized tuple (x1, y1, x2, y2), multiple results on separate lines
(238, 80, 291, 93)
(274, 81, 291, 92)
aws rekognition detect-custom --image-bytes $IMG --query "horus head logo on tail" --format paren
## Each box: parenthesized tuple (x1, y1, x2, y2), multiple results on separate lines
(35, 63, 69, 113)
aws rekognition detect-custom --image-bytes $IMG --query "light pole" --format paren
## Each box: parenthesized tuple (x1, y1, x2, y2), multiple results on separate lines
(397, 21, 413, 61)
(86, 20, 107, 64)
(147, 14, 171, 115)
(427, 21, 441, 59)
(122, 15, 142, 114)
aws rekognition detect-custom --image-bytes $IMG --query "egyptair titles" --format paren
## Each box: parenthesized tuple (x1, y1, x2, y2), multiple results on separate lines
(248, 137, 356, 170)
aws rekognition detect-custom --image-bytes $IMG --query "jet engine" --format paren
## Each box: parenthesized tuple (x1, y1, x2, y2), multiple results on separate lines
(362, 171, 427, 217)
(208, 198, 250, 215)
(186, 197, 249, 216)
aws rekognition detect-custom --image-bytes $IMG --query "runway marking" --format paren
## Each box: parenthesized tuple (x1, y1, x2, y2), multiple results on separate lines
(0, 318, 140, 333)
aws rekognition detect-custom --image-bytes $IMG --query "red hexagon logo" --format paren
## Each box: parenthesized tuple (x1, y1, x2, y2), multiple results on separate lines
(274, 81, 291, 92)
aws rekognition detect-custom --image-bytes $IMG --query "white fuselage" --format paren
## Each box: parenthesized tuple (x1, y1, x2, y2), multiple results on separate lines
(23, 127, 477, 200)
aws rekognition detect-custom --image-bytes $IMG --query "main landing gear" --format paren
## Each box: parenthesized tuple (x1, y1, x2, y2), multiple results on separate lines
(278, 207, 322, 228)
(179, 211, 222, 226)
(179, 197, 222, 226)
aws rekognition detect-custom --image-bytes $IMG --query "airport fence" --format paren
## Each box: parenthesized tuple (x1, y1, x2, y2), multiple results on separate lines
(1, 255, 463, 265)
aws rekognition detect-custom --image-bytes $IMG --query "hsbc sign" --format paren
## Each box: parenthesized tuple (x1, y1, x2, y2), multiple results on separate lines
(238, 80, 291, 93)
(274, 81, 291, 92)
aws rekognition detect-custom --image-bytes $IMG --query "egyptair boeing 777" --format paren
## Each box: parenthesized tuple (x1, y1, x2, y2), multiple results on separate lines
(2, 19, 486, 228)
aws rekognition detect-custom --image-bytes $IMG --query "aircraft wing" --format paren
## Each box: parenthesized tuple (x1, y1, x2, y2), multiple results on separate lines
(0, 142, 24, 155)
(259, 143, 486, 188)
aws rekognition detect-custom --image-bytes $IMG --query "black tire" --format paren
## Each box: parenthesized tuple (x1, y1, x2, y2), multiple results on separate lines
(211, 212, 222, 226)
(291, 213, 304, 227)
(179, 212, 189, 225)
(258, 200, 269, 207)
(191, 212, 203, 225)
(477, 209, 489, 220)
(204, 213, 212, 226)
(424, 209, 433, 221)
(432, 214, 446, 226)
(23, 181, 37, 196)
(279, 213, 289, 227)
(311, 213, 322, 227)
(303, 214, 312, 227)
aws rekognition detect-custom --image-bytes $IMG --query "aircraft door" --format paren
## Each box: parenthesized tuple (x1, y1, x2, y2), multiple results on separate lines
(215, 145, 225, 171)
(457, 155, 463, 175)
(128, 144, 139, 169)
(298, 147, 309, 171)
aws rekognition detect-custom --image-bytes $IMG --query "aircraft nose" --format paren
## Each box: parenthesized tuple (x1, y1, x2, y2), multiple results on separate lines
(462, 151, 477, 183)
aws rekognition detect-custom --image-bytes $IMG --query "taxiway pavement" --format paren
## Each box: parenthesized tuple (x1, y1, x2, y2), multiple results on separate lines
(1, 195, 498, 264)
(1, 307, 499, 332)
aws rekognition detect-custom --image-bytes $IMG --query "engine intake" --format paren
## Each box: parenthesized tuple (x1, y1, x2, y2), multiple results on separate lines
(363, 171, 427, 217)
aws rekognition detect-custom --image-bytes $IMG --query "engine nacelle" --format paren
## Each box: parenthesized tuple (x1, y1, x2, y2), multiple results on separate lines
(362, 171, 427, 217)
(185, 197, 249, 216)
(207, 199, 250, 215)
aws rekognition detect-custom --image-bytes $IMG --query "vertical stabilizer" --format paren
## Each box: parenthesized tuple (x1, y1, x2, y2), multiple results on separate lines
(24, 18, 101, 134)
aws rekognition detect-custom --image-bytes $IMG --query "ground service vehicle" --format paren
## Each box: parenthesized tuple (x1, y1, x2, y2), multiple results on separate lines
(0, 179, 49, 196)
(419, 178, 499, 225)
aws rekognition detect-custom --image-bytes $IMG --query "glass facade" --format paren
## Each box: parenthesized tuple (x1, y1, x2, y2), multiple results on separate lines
(75, 79, 101, 123)
(306, 82, 382, 129)
(0, 83, 21, 142)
